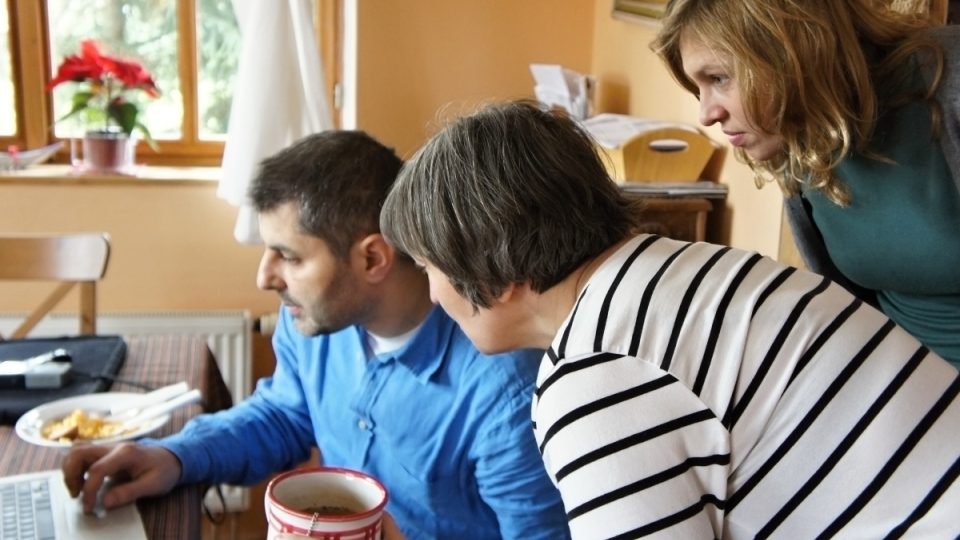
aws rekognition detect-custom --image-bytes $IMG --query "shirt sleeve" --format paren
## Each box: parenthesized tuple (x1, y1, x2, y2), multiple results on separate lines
(533, 352, 729, 539)
(142, 308, 315, 486)
(472, 349, 572, 540)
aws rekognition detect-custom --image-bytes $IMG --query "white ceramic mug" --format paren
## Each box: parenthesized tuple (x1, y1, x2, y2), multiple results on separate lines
(265, 466, 389, 540)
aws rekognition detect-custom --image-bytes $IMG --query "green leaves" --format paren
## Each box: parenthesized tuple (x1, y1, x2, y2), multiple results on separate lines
(57, 91, 96, 121)
(134, 121, 159, 150)
(106, 101, 158, 148)
(107, 101, 138, 136)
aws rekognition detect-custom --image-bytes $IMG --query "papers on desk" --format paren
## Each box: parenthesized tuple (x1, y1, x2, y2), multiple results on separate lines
(581, 113, 700, 149)
(620, 181, 728, 199)
(530, 63, 594, 120)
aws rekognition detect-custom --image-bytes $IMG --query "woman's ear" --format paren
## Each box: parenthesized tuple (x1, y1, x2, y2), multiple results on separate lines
(354, 233, 394, 282)
(493, 282, 522, 305)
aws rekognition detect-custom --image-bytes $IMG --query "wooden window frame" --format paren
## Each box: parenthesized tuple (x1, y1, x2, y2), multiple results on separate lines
(2, 0, 339, 167)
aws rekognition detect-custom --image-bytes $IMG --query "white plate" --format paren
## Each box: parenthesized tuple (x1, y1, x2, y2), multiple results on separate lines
(15, 392, 170, 448)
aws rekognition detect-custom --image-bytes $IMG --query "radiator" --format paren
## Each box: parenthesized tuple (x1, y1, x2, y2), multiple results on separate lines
(0, 310, 254, 513)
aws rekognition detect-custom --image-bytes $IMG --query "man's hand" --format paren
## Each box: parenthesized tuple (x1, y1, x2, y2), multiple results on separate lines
(381, 512, 406, 540)
(61, 442, 182, 514)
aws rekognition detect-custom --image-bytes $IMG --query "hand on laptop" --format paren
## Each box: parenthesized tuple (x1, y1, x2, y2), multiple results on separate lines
(61, 442, 182, 514)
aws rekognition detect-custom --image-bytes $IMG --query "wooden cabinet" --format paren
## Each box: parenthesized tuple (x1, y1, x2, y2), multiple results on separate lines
(633, 196, 714, 243)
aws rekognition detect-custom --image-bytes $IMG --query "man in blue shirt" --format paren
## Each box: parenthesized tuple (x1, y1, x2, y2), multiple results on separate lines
(61, 131, 570, 539)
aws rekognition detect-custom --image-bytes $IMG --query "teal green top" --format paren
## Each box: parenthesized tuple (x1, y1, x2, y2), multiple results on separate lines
(804, 99, 960, 367)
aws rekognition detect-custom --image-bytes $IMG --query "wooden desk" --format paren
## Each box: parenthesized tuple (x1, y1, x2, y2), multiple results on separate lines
(0, 334, 233, 539)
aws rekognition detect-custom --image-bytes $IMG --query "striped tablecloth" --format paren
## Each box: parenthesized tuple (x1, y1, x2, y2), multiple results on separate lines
(0, 334, 234, 539)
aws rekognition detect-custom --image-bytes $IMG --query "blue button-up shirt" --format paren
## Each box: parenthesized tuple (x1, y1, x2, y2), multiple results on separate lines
(150, 306, 569, 539)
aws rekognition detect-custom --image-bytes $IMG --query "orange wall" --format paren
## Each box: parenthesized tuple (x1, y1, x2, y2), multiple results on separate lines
(0, 180, 276, 316)
(589, 4, 783, 256)
(354, 0, 782, 256)
(355, 0, 595, 158)
(1, 1, 783, 321)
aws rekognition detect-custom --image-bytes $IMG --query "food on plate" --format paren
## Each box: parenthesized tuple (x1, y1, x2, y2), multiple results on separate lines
(41, 409, 126, 443)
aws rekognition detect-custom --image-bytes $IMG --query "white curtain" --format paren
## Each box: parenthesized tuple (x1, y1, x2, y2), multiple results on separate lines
(219, 0, 334, 244)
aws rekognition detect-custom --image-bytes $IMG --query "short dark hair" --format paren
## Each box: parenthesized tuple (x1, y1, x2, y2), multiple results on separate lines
(249, 130, 403, 258)
(380, 100, 639, 308)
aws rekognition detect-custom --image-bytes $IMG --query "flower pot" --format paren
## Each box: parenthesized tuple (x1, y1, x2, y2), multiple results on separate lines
(78, 131, 137, 173)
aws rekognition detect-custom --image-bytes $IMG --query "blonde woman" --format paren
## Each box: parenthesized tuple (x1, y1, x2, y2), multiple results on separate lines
(652, 0, 960, 368)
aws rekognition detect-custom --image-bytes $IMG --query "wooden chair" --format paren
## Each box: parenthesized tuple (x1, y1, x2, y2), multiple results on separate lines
(0, 233, 111, 339)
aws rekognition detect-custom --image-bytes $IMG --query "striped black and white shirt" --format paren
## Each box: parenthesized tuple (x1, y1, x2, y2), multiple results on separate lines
(533, 234, 959, 539)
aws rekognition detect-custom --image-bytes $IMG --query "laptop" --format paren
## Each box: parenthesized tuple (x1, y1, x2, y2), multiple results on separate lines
(0, 469, 147, 540)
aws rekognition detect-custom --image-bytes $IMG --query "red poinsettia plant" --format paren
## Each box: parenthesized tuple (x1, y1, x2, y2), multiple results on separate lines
(46, 39, 160, 145)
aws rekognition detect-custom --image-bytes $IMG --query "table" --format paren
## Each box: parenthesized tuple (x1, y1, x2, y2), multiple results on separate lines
(0, 334, 233, 539)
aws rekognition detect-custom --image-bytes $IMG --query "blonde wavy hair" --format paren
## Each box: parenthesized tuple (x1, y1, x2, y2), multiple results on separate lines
(651, 0, 944, 205)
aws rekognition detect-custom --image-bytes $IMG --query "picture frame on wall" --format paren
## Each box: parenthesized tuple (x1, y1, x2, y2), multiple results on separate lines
(612, 0, 669, 22)
(613, 0, 956, 24)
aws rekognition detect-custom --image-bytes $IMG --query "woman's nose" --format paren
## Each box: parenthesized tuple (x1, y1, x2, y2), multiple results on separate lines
(699, 95, 726, 127)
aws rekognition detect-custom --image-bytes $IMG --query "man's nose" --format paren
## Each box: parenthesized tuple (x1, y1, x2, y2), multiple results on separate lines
(256, 254, 282, 291)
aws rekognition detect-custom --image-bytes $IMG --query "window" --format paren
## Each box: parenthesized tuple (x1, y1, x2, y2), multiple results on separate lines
(47, 0, 241, 142)
(0, 1, 15, 137)
(3, 0, 242, 166)
(3, 0, 338, 167)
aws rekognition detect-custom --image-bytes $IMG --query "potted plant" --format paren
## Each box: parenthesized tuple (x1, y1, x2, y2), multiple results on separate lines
(46, 39, 160, 172)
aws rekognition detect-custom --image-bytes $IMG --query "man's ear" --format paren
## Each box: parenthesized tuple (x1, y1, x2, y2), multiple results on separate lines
(353, 233, 394, 282)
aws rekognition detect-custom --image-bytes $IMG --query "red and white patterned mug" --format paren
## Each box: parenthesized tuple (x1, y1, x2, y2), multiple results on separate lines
(265, 466, 389, 540)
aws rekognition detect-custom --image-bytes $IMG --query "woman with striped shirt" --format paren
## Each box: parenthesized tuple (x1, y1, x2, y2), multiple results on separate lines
(380, 100, 959, 538)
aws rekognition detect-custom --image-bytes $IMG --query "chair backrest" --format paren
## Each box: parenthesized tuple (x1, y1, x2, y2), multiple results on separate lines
(619, 127, 717, 182)
(0, 233, 111, 339)
(599, 126, 718, 183)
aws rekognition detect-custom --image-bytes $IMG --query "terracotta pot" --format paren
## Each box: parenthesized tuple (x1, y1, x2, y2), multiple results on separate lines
(80, 131, 137, 173)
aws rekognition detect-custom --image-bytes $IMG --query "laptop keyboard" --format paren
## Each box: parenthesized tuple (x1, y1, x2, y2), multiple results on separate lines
(0, 477, 56, 540)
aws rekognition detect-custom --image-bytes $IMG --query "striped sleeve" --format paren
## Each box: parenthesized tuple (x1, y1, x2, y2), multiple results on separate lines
(534, 351, 729, 538)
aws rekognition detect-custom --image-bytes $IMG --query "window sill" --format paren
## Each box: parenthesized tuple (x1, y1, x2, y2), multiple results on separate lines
(0, 164, 221, 186)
